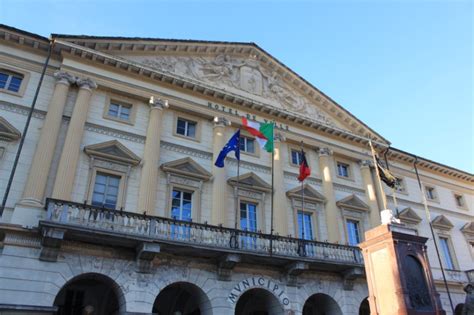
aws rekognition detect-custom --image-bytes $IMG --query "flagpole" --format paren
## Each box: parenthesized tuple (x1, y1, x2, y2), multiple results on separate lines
(233, 129, 241, 249)
(369, 140, 388, 211)
(270, 123, 275, 256)
(414, 159, 455, 313)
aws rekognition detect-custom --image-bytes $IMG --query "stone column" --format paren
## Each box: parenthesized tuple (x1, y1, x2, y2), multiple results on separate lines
(51, 78, 97, 200)
(272, 133, 288, 236)
(360, 160, 381, 228)
(137, 98, 167, 214)
(20, 71, 76, 206)
(211, 117, 230, 226)
(318, 148, 341, 243)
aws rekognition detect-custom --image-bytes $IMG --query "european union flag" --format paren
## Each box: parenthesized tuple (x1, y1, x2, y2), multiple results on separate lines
(215, 130, 240, 168)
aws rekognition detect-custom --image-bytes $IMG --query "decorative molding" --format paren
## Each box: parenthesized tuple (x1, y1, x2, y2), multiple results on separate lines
(76, 77, 98, 90)
(359, 160, 372, 168)
(319, 147, 332, 157)
(160, 141, 212, 160)
(286, 184, 326, 204)
(84, 140, 141, 166)
(333, 183, 366, 196)
(397, 207, 422, 225)
(213, 116, 231, 127)
(283, 171, 322, 185)
(0, 116, 21, 141)
(161, 157, 212, 181)
(227, 158, 271, 174)
(84, 122, 146, 143)
(149, 96, 169, 110)
(431, 215, 454, 231)
(336, 194, 370, 212)
(53, 70, 76, 86)
(460, 222, 474, 236)
(3, 232, 41, 248)
(228, 172, 272, 192)
(0, 101, 46, 119)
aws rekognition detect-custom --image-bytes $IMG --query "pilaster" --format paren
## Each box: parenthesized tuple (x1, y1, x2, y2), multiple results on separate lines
(272, 133, 288, 236)
(52, 77, 97, 200)
(20, 71, 76, 206)
(211, 117, 230, 226)
(360, 160, 381, 228)
(137, 97, 167, 214)
(318, 147, 341, 243)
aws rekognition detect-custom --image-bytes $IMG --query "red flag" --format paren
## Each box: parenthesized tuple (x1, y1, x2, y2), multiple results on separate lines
(298, 149, 311, 182)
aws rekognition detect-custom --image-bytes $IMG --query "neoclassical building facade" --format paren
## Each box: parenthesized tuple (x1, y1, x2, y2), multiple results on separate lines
(0, 24, 472, 314)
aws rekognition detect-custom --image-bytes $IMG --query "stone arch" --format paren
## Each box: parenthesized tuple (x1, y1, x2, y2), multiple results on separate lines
(234, 288, 285, 315)
(298, 277, 345, 313)
(302, 293, 343, 315)
(454, 303, 464, 315)
(359, 297, 370, 315)
(153, 281, 212, 315)
(53, 272, 126, 314)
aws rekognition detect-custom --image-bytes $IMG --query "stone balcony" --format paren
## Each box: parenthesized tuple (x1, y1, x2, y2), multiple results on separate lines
(431, 268, 472, 286)
(39, 198, 364, 283)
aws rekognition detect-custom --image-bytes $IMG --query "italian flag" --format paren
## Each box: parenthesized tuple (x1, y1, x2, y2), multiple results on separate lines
(241, 117, 274, 153)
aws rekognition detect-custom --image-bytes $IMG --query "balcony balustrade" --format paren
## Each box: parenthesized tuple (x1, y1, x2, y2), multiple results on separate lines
(40, 198, 363, 269)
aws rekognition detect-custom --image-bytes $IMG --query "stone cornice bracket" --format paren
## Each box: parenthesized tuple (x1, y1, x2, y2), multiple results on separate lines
(149, 96, 169, 110)
(217, 254, 241, 281)
(53, 71, 76, 86)
(274, 132, 286, 142)
(285, 261, 308, 286)
(359, 160, 373, 169)
(342, 267, 365, 291)
(136, 243, 161, 273)
(318, 147, 333, 156)
(213, 116, 231, 127)
(76, 77, 98, 91)
(39, 227, 65, 262)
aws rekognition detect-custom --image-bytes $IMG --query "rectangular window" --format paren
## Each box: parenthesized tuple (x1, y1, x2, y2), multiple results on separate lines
(170, 189, 193, 221)
(239, 136, 255, 154)
(297, 211, 314, 240)
(346, 219, 361, 246)
(425, 186, 436, 200)
(0, 70, 23, 93)
(439, 237, 455, 270)
(91, 172, 121, 209)
(454, 194, 465, 208)
(240, 201, 258, 249)
(337, 162, 350, 178)
(176, 118, 197, 138)
(107, 100, 132, 121)
(291, 149, 303, 165)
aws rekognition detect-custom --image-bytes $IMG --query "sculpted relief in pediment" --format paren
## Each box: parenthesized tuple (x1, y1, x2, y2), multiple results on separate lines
(138, 54, 335, 126)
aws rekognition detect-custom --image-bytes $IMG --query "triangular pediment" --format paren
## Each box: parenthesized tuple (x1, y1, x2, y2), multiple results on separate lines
(460, 222, 474, 236)
(431, 215, 454, 230)
(228, 172, 271, 192)
(286, 184, 326, 203)
(336, 194, 370, 211)
(84, 140, 141, 165)
(161, 157, 212, 181)
(0, 116, 21, 141)
(51, 35, 389, 143)
(398, 207, 422, 225)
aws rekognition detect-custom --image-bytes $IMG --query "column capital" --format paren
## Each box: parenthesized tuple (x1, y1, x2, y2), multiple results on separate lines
(318, 147, 333, 157)
(149, 96, 169, 110)
(53, 71, 76, 86)
(213, 116, 231, 127)
(360, 160, 373, 169)
(76, 77, 97, 91)
(274, 132, 286, 142)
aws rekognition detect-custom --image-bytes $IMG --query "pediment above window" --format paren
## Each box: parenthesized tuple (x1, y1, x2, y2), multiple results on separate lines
(460, 222, 474, 236)
(398, 207, 422, 225)
(0, 116, 21, 142)
(431, 215, 454, 231)
(228, 172, 271, 192)
(84, 140, 141, 166)
(286, 184, 326, 203)
(161, 157, 212, 181)
(336, 194, 369, 212)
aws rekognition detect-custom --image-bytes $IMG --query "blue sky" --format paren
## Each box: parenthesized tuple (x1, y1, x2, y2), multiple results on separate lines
(1, 0, 472, 172)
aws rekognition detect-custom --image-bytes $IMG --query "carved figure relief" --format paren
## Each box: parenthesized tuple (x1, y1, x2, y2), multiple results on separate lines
(140, 54, 334, 126)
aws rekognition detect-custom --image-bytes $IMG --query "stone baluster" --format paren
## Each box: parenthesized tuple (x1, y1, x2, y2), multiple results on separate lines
(360, 160, 381, 228)
(137, 97, 168, 214)
(20, 71, 76, 206)
(272, 133, 289, 236)
(211, 117, 230, 226)
(318, 148, 341, 243)
(51, 78, 97, 200)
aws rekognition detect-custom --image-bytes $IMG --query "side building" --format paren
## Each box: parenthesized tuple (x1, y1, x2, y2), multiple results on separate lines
(0, 24, 472, 314)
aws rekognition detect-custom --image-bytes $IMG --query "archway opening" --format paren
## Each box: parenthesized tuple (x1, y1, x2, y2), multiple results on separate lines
(359, 297, 370, 315)
(303, 293, 342, 315)
(234, 288, 284, 315)
(454, 303, 464, 315)
(54, 273, 122, 315)
(153, 282, 212, 315)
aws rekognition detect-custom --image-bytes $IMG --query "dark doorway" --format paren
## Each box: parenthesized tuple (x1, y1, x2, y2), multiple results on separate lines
(359, 298, 370, 315)
(54, 273, 121, 315)
(153, 282, 212, 315)
(234, 288, 284, 315)
(454, 303, 464, 315)
(303, 293, 342, 315)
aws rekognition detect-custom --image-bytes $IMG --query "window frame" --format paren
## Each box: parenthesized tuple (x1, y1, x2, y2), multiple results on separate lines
(170, 187, 194, 222)
(237, 195, 265, 233)
(173, 112, 201, 142)
(336, 160, 352, 179)
(394, 176, 407, 194)
(453, 192, 467, 209)
(437, 235, 458, 270)
(424, 185, 439, 202)
(239, 135, 257, 155)
(296, 209, 316, 241)
(345, 217, 362, 246)
(166, 182, 201, 222)
(103, 94, 137, 125)
(0, 65, 30, 97)
(87, 167, 126, 210)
